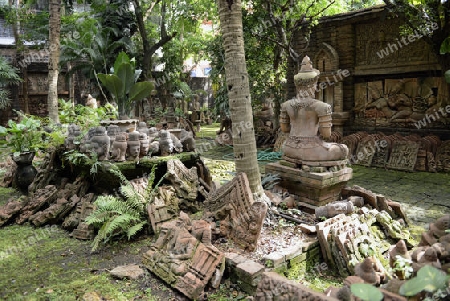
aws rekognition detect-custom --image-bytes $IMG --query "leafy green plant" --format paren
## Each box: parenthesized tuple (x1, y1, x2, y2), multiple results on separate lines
(351, 283, 383, 301)
(58, 98, 117, 130)
(399, 265, 450, 297)
(97, 51, 154, 117)
(0, 111, 45, 156)
(85, 166, 158, 252)
(392, 255, 413, 280)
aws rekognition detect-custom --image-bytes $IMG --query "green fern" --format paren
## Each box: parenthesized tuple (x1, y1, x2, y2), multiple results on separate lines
(85, 166, 162, 252)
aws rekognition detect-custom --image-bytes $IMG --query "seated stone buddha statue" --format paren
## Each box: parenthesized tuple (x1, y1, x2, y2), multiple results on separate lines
(280, 56, 349, 163)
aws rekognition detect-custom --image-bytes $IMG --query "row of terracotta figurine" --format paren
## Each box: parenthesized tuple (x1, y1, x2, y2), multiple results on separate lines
(64, 123, 195, 161)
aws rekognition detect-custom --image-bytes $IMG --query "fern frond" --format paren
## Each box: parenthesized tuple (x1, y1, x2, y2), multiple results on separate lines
(104, 214, 139, 237)
(127, 221, 147, 239)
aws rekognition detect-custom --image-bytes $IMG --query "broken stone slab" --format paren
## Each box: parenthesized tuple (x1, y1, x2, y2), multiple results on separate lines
(142, 216, 224, 300)
(254, 272, 339, 300)
(110, 264, 145, 280)
(203, 173, 267, 252)
(166, 158, 199, 202)
(299, 223, 316, 235)
(0, 197, 26, 227)
(341, 185, 378, 209)
(29, 195, 81, 227)
(235, 260, 265, 295)
(263, 252, 285, 268)
(62, 193, 95, 231)
(147, 185, 180, 233)
(72, 194, 97, 240)
(225, 252, 248, 270)
(16, 185, 58, 224)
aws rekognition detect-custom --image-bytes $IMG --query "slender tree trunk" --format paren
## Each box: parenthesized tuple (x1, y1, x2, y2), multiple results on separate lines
(218, 0, 262, 195)
(47, 0, 61, 123)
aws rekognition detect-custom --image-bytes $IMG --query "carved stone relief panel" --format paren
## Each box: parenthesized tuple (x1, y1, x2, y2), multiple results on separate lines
(386, 140, 419, 171)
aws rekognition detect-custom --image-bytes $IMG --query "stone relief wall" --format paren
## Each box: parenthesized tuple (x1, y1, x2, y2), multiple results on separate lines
(354, 77, 449, 128)
(355, 19, 438, 69)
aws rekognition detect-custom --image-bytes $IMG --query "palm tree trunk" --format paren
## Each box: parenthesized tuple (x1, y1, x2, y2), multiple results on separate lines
(218, 0, 262, 195)
(47, 0, 61, 123)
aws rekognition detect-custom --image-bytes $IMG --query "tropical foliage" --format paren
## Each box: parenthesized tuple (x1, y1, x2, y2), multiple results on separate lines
(97, 51, 154, 117)
(0, 57, 22, 110)
(85, 167, 156, 252)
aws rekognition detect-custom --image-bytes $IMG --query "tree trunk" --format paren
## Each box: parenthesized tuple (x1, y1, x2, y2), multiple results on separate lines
(218, 0, 262, 195)
(47, 0, 61, 123)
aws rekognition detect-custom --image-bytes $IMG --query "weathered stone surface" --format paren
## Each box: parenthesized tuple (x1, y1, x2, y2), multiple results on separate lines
(29, 194, 81, 227)
(436, 140, 450, 172)
(316, 208, 410, 276)
(254, 272, 339, 300)
(203, 173, 267, 252)
(142, 215, 224, 300)
(71, 194, 97, 240)
(341, 185, 378, 209)
(0, 197, 26, 226)
(265, 162, 352, 206)
(147, 186, 179, 233)
(62, 193, 95, 231)
(235, 260, 265, 294)
(353, 135, 377, 166)
(166, 159, 199, 202)
(109, 264, 145, 280)
(16, 185, 58, 224)
(27, 178, 88, 227)
(387, 140, 419, 171)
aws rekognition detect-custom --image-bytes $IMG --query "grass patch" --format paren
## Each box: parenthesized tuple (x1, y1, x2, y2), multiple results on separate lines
(197, 123, 220, 139)
(0, 224, 158, 300)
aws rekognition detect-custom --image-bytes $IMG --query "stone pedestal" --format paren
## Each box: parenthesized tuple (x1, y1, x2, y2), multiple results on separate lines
(265, 161, 352, 206)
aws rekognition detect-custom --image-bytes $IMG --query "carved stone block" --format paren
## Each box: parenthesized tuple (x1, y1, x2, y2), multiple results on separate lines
(142, 217, 224, 300)
(254, 272, 339, 301)
(387, 140, 419, 171)
(147, 186, 180, 233)
(203, 173, 267, 251)
(265, 162, 352, 206)
(436, 141, 450, 172)
(166, 159, 199, 202)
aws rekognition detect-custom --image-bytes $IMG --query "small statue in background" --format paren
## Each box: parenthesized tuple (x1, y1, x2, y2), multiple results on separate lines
(139, 132, 150, 157)
(65, 124, 81, 150)
(159, 130, 174, 156)
(89, 126, 110, 161)
(85, 94, 98, 109)
(110, 133, 127, 162)
(127, 131, 141, 161)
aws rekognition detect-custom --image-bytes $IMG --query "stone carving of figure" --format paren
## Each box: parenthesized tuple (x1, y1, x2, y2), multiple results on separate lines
(139, 132, 150, 157)
(280, 56, 348, 163)
(85, 94, 98, 109)
(110, 133, 127, 162)
(127, 131, 141, 161)
(180, 129, 195, 152)
(89, 126, 110, 161)
(137, 122, 149, 136)
(159, 130, 174, 156)
(106, 125, 120, 149)
(64, 124, 81, 150)
(148, 127, 159, 143)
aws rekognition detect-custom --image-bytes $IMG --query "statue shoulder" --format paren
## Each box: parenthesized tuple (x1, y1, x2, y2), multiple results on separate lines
(312, 101, 332, 116)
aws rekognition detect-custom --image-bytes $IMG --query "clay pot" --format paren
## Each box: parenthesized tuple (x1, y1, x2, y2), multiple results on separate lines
(12, 152, 37, 192)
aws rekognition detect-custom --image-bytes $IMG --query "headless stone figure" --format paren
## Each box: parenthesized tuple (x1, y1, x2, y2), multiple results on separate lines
(280, 56, 348, 163)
